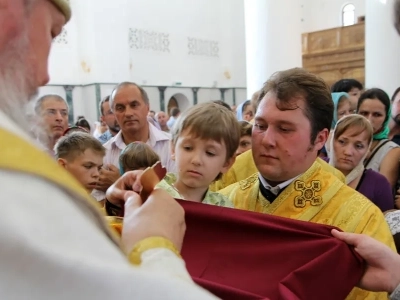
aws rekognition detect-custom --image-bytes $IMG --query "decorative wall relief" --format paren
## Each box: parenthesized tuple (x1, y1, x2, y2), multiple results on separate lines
(187, 38, 219, 57)
(129, 28, 170, 52)
(53, 28, 68, 45)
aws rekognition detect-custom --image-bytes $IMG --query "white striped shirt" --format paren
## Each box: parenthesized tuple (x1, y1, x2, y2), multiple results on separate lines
(92, 122, 175, 201)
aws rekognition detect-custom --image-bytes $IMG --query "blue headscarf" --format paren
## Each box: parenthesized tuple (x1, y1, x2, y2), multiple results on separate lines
(373, 105, 391, 140)
(236, 100, 251, 121)
(236, 101, 246, 121)
(331, 92, 350, 129)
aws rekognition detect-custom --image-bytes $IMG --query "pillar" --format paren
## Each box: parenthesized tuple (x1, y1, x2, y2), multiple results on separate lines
(158, 86, 167, 112)
(244, 0, 302, 99)
(219, 88, 228, 101)
(365, 0, 400, 97)
(192, 87, 200, 105)
(64, 85, 75, 125)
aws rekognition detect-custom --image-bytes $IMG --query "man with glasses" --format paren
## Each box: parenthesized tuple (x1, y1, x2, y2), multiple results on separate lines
(34, 94, 69, 155)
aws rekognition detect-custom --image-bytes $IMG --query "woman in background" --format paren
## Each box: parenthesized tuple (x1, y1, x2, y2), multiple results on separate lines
(236, 100, 254, 122)
(330, 114, 394, 212)
(357, 88, 400, 190)
(323, 92, 352, 156)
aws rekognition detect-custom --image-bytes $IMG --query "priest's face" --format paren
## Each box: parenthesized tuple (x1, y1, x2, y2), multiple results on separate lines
(252, 92, 327, 184)
(0, 0, 66, 133)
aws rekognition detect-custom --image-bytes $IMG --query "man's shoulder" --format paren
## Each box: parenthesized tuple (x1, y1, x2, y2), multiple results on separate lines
(97, 131, 112, 144)
(219, 173, 258, 196)
(229, 150, 257, 181)
(103, 133, 118, 150)
(149, 122, 171, 143)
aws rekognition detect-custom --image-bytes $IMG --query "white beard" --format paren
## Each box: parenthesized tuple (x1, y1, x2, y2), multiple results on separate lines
(0, 28, 42, 139)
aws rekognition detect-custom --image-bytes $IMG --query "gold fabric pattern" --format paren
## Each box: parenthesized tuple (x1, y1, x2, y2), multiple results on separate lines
(294, 180, 322, 208)
(218, 158, 395, 299)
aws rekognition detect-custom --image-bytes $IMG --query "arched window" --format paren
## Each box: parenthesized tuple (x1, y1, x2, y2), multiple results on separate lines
(342, 3, 356, 26)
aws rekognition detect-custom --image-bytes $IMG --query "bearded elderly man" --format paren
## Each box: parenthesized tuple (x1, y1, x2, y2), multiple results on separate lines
(0, 1, 216, 299)
(220, 68, 396, 299)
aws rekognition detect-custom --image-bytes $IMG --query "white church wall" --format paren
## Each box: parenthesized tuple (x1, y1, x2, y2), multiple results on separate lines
(44, 0, 247, 120)
(302, 0, 365, 33)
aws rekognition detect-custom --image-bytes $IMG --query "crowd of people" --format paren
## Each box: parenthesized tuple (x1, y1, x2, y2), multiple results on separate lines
(2, 0, 400, 299)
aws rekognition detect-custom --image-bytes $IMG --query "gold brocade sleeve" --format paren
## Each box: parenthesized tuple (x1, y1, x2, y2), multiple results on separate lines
(345, 203, 396, 300)
(128, 237, 182, 265)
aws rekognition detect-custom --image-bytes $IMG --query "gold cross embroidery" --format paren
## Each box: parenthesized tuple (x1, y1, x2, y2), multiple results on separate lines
(294, 180, 322, 208)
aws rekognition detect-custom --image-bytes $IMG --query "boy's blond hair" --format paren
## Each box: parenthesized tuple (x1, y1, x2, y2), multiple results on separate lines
(54, 132, 105, 161)
(119, 142, 160, 173)
(171, 102, 240, 160)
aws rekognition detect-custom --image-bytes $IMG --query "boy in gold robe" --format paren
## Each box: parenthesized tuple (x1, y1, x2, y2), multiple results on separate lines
(219, 68, 396, 300)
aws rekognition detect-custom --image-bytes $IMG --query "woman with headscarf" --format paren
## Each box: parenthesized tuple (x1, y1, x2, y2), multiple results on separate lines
(357, 88, 400, 190)
(323, 92, 352, 157)
(236, 100, 254, 122)
(330, 114, 394, 212)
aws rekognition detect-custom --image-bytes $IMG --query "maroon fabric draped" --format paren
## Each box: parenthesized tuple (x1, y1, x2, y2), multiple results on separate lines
(178, 200, 364, 300)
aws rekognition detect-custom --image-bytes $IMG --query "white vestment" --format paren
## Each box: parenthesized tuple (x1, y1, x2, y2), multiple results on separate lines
(0, 110, 217, 299)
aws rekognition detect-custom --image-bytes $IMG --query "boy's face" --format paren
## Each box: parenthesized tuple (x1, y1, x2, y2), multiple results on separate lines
(236, 135, 252, 156)
(171, 129, 234, 189)
(58, 149, 104, 193)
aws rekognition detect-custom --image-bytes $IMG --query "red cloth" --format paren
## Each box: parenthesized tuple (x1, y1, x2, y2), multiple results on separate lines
(178, 200, 364, 300)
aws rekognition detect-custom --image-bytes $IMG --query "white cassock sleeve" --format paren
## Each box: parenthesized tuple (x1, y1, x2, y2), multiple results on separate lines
(0, 171, 218, 299)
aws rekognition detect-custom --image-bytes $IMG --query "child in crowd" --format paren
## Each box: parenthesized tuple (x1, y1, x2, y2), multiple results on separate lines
(236, 120, 252, 156)
(119, 142, 160, 174)
(54, 132, 105, 194)
(156, 102, 240, 208)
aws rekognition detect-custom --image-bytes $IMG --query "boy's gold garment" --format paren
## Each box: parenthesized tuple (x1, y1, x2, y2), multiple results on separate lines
(157, 173, 234, 208)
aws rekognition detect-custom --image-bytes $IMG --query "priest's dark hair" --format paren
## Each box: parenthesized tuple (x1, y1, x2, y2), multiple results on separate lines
(258, 68, 333, 144)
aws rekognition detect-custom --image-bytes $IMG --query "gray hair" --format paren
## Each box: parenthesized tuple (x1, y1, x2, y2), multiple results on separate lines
(34, 94, 69, 115)
(109, 82, 149, 111)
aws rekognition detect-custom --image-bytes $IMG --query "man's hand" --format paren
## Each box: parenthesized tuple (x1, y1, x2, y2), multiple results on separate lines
(105, 170, 143, 207)
(96, 164, 121, 192)
(332, 229, 400, 293)
(121, 189, 186, 254)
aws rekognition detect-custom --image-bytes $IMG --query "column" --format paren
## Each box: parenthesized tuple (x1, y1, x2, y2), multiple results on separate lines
(365, 0, 400, 97)
(192, 87, 200, 105)
(244, 0, 302, 99)
(232, 88, 236, 105)
(219, 88, 228, 101)
(64, 85, 75, 125)
(95, 83, 101, 118)
(158, 86, 167, 112)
